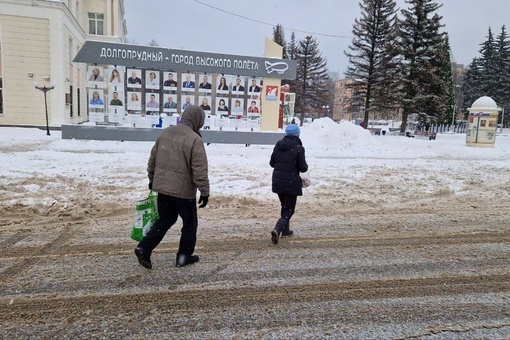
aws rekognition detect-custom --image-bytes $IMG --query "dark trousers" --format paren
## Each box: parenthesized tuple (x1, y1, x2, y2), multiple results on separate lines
(278, 194, 297, 222)
(138, 193, 198, 258)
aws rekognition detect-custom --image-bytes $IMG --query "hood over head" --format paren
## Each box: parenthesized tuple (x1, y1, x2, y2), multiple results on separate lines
(180, 106, 205, 135)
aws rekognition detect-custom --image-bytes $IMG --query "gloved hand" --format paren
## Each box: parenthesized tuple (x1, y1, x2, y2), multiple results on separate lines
(148, 182, 153, 190)
(198, 195, 209, 208)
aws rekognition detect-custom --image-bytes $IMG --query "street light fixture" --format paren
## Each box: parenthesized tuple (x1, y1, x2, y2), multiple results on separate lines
(34, 82, 55, 136)
(322, 105, 330, 118)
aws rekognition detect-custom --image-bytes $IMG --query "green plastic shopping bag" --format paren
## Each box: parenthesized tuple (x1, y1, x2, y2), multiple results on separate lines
(130, 190, 159, 242)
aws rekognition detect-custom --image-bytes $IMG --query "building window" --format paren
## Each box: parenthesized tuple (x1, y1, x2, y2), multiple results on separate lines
(88, 13, 104, 35)
(77, 88, 81, 117)
(0, 77, 3, 115)
(69, 85, 73, 118)
(0, 40, 2, 115)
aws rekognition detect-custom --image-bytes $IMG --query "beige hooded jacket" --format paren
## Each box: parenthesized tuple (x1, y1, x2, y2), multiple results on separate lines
(148, 106, 209, 199)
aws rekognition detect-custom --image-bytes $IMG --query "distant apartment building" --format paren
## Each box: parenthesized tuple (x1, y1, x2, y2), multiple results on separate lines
(333, 78, 404, 123)
(0, 0, 127, 127)
(334, 61, 466, 124)
(333, 78, 365, 122)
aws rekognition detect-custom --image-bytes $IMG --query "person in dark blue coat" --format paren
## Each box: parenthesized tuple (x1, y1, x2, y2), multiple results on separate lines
(269, 124, 308, 244)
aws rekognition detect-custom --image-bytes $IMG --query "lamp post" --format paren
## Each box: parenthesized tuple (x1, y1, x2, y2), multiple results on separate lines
(299, 77, 313, 124)
(452, 84, 461, 126)
(34, 82, 55, 136)
(500, 107, 505, 134)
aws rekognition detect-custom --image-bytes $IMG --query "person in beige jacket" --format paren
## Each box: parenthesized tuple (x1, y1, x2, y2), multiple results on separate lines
(135, 106, 210, 269)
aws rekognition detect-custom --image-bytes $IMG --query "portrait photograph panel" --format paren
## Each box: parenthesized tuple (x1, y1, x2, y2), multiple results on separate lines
(145, 93, 160, 112)
(199, 96, 212, 113)
(87, 66, 105, 87)
(232, 76, 246, 94)
(248, 77, 262, 94)
(181, 95, 195, 111)
(108, 66, 124, 86)
(217, 75, 230, 94)
(216, 97, 229, 116)
(127, 91, 142, 110)
(163, 94, 178, 113)
(247, 99, 261, 114)
(108, 87, 124, 108)
(182, 73, 196, 92)
(126, 69, 142, 88)
(163, 71, 178, 90)
(88, 89, 105, 108)
(231, 98, 244, 116)
(198, 74, 212, 92)
(145, 70, 160, 89)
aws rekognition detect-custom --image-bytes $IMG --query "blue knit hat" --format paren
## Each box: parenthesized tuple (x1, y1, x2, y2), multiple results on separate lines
(285, 124, 300, 137)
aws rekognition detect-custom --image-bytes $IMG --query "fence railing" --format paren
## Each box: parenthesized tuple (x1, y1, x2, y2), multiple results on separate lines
(416, 124, 467, 134)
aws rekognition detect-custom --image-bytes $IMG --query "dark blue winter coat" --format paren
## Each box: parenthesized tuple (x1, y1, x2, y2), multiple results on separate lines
(270, 135, 308, 196)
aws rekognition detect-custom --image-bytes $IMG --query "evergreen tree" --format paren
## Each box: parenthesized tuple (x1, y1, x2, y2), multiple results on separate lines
(493, 26, 510, 124)
(344, 0, 399, 128)
(285, 32, 300, 91)
(294, 35, 330, 124)
(462, 57, 484, 115)
(287, 32, 299, 60)
(478, 27, 498, 96)
(437, 34, 455, 124)
(395, 0, 447, 132)
(461, 26, 509, 123)
(272, 24, 288, 59)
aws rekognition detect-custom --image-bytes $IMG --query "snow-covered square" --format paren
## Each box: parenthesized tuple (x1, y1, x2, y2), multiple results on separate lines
(1, 120, 509, 338)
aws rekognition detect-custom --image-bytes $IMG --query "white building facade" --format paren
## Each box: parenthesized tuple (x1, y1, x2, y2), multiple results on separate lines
(0, 0, 127, 127)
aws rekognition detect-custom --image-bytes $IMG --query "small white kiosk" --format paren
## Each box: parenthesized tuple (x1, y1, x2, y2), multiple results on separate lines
(466, 96, 500, 148)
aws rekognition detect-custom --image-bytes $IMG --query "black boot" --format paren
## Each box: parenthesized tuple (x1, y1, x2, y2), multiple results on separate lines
(271, 218, 288, 244)
(134, 247, 152, 269)
(281, 225, 294, 237)
(281, 219, 293, 236)
(176, 253, 200, 267)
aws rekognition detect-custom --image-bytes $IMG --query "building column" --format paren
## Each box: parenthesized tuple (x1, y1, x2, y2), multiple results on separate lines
(260, 38, 282, 132)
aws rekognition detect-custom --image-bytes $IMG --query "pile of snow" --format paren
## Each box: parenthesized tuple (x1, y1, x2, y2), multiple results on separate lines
(1, 124, 510, 212)
(300, 118, 372, 152)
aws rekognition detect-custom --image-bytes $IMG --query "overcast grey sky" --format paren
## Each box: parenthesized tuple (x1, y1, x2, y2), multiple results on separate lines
(124, 0, 509, 77)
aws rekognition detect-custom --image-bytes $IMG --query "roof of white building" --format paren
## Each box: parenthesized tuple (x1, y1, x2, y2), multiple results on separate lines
(470, 96, 499, 110)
